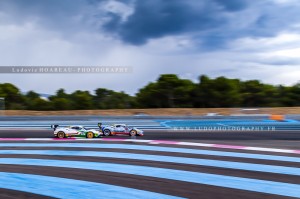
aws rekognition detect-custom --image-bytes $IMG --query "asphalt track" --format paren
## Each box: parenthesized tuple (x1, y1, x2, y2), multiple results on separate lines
(1, 129, 300, 148)
(0, 139, 300, 199)
(1, 128, 300, 198)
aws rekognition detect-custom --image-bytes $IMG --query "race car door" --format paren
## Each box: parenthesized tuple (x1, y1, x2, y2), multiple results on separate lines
(68, 126, 82, 136)
(114, 125, 128, 135)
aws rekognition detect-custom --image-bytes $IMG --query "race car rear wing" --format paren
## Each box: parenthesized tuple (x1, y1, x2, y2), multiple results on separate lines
(51, 125, 59, 130)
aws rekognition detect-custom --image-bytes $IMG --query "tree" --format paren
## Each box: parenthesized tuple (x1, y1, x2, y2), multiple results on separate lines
(1, 74, 300, 110)
(136, 74, 195, 108)
(288, 83, 300, 106)
(70, 90, 94, 110)
(55, 89, 69, 99)
(0, 83, 25, 109)
(25, 91, 41, 110)
(51, 98, 71, 110)
(277, 85, 293, 106)
(136, 82, 161, 108)
(173, 79, 195, 108)
(26, 91, 40, 100)
(192, 76, 241, 108)
(94, 88, 135, 109)
(94, 88, 114, 109)
(49, 89, 72, 110)
(191, 75, 211, 108)
(240, 80, 267, 107)
(212, 77, 241, 107)
(28, 98, 53, 110)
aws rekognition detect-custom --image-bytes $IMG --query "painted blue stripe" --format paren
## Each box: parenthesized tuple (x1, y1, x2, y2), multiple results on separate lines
(0, 143, 300, 163)
(1, 150, 300, 176)
(0, 158, 299, 198)
(0, 172, 182, 199)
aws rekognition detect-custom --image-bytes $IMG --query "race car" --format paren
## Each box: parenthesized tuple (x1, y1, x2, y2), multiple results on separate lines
(52, 125, 102, 138)
(98, 123, 144, 136)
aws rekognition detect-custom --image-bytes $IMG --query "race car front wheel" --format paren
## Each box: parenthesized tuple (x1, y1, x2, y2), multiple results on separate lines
(57, 131, 65, 138)
(103, 129, 111, 136)
(86, 132, 94, 139)
(130, 130, 137, 136)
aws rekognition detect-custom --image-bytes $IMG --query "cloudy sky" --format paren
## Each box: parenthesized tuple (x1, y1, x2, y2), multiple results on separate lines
(1, 0, 300, 95)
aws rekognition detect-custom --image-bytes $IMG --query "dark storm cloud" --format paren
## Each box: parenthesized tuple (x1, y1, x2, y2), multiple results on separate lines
(103, 0, 251, 45)
(0, 0, 85, 20)
(102, 0, 300, 48)
(2, 0, 300, 49)
(254, 6, 300, 35)
(0, 0, 101, 33)
(214, 0, 249, 11)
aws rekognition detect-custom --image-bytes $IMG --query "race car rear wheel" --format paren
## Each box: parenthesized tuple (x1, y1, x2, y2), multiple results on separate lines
(86, 132, 94, 139)
(57, 131, 65, 139)
(129, 130, 137, 136)
(103, 129, 111, 136)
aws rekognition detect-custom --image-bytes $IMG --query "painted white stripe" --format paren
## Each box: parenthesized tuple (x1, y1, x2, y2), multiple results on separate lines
(177, 142, 215, 147)
(245, 147, 293, 153)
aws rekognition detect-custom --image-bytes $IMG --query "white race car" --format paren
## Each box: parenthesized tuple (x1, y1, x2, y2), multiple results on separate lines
(52, 125, 102, 138)
(99, 123, 144, 137)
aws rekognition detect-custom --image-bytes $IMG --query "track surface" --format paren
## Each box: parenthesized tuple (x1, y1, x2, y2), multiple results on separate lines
(1, 129, 300, 149)
(0, 128, 300, 198)
(0, 139, 300, 198)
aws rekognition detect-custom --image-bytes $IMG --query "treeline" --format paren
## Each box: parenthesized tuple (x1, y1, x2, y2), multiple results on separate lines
(0, 74, 300, 110)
